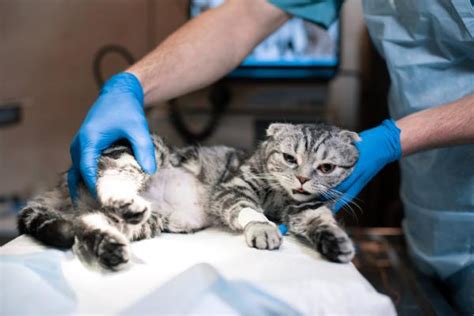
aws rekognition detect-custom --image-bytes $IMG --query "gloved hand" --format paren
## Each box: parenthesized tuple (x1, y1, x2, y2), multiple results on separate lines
(68, 72, 156, 200)
(333, 119, 402, 212)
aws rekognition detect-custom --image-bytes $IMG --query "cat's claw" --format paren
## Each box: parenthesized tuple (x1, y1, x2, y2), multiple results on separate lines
(244, 222, 282, 250)
(313, 225, 355, 263)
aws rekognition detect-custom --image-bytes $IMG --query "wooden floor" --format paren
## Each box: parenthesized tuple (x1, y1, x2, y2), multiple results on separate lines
(350, 228, 458, 316)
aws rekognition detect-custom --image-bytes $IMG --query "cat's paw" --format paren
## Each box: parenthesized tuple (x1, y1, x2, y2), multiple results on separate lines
(312, 225, 354, 263)
(96, 234, 130, 270)
(103, 197, 151, 225)
(74, 229, 130, 271)
(244, 222, 282, 250)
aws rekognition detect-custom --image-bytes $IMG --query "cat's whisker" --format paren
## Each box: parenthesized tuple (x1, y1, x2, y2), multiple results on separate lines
(317, 187, 363, 222)
(324, 187, 364, 210)
(337, 199, 363, 222)
(327, 187, 364, 204)
(331, 191, 363, 212)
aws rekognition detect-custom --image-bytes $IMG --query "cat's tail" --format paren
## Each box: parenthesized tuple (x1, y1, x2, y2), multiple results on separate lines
(17, 205, 75, 248)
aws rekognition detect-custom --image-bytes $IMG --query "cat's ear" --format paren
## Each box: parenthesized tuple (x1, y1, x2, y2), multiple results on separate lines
(339, 130, 361, 144)
(266, 123, 293, 138)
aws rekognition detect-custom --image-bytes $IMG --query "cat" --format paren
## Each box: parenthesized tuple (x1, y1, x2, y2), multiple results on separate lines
(18, 123, 359, 270)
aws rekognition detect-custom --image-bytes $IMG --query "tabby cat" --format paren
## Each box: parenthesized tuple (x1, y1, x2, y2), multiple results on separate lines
(18, 123, 359, 270)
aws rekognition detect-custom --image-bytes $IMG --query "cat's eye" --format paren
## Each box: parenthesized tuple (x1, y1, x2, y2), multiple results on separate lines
(283, 153, 297, 164)
(317, 163, 336, 174)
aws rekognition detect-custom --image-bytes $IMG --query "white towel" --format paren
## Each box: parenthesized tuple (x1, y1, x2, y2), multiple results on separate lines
(0, 228, 396, 315)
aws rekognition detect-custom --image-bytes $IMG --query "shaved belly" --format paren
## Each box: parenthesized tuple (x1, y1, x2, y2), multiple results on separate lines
(143, 167, 210, 233)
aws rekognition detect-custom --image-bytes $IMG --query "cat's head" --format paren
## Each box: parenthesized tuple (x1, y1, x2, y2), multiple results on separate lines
(263, 123, 360, 202)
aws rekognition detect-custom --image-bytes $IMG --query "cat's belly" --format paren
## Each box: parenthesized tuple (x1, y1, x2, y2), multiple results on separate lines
(142, 167, 210, 232)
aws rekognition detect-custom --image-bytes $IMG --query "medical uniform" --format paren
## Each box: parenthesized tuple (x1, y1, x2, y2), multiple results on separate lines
(269, 0, 474, 313)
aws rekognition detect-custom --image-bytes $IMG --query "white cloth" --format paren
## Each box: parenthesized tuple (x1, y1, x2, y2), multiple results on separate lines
(0, 228, 395, 315)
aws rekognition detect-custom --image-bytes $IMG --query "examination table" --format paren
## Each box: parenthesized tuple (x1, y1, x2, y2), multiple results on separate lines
(1, 228, 396, 315)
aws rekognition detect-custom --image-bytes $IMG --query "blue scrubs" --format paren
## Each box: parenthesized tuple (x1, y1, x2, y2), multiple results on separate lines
(269, 0, 474, 313)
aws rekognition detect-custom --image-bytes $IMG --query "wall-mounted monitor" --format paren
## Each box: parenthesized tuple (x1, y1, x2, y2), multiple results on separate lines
(190, 0, 340, 80)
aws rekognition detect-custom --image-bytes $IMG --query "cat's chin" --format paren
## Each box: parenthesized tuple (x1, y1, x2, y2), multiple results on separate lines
(290, 191, 316, 202)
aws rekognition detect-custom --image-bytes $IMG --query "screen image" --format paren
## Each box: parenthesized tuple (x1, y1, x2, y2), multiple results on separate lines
(190, 0, 340, 79)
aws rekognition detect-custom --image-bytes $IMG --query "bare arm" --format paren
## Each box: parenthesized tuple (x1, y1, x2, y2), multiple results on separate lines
(397, 93, 474, 156)
(127, 0, 289, 104)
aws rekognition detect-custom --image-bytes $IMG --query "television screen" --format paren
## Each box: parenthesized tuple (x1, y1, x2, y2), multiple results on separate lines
(190, 0, 340, 79)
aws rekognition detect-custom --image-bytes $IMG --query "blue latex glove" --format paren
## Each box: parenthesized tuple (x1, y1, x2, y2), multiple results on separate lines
(333, 119, 402, 212)
(68, 72, 156, 200)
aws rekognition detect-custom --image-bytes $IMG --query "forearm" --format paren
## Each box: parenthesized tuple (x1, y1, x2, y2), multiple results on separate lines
(397, 93, 474, 156)
(127, 0, 289, 104)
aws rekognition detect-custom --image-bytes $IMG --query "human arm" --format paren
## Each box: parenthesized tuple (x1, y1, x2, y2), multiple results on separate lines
(334, 93, 474, 211)
(127, 0, 290, 103)
(397, 93, 474, 155)
(69, 0, 289, 198)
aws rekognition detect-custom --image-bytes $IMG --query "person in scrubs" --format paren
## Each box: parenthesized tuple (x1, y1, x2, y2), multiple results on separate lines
(68, 0, 474, 312)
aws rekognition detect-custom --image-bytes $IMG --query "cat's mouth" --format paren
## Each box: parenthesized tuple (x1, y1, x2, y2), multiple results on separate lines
(292, 188, 311, 196)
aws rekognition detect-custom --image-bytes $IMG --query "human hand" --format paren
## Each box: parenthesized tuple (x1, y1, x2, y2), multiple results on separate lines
(68, 73, 156, 200)
(333, 119, 402, 212)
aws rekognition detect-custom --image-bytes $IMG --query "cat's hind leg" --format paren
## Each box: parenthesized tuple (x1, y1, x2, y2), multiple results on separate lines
(97, 149, 152, 225)
(286, 205, 354, 263)
(73, 212, 130, 271)
(18, 188, 75, 248)
(18, 205, 74, 248)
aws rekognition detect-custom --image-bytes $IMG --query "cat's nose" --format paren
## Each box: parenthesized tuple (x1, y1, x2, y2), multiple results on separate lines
(296, 176, 310, 184)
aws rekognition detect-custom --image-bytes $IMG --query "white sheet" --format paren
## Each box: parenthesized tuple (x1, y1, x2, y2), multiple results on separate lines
(0, 228, 396, 315)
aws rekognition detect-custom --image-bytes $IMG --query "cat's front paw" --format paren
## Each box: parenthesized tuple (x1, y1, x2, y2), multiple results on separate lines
(244, 222, 282, 250)
(312, 225, 354, 263)
(103, 197, 151, 225)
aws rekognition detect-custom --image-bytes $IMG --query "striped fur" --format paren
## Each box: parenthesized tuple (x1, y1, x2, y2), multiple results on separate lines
(18, 123, 359, 270)
(208, 123, 359, 260)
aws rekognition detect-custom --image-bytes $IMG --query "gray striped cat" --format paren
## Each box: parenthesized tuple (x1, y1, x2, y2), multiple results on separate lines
(18, 123, 359, 270)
